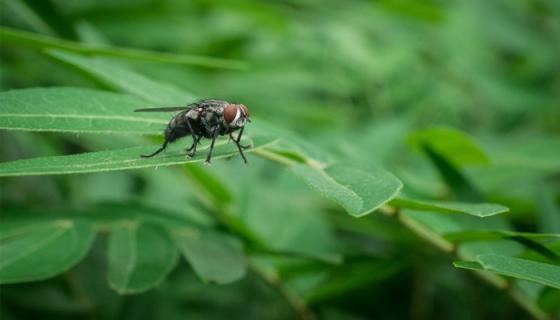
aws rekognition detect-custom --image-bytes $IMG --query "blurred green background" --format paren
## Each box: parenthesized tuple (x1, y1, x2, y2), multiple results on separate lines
(1, 0, 559, 319)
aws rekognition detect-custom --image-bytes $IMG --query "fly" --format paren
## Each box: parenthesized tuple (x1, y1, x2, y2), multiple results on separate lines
(135, 99, 251, 164)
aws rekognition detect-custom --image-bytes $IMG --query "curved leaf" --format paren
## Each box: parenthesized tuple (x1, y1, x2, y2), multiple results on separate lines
(291, 164, 403, 217)
(173, 228, 246, 284)
(108, 223, 178, 294)
(0, 219, 94, 284)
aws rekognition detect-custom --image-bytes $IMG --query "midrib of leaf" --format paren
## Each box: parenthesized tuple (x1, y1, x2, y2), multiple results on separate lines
(0, 222, 70, 269)
(318, 167, 364, 212)
(0, 113, 167, 125)
(123, 226, 138, 290)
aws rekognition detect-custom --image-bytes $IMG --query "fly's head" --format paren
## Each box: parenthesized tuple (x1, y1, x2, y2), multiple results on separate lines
(224, 103, 251, 129)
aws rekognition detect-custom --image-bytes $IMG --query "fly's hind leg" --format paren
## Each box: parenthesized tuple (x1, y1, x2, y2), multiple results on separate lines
(141, 139, 169, 158)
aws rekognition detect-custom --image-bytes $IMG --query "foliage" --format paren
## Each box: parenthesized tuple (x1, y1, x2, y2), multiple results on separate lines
(1, 0, 559, 319)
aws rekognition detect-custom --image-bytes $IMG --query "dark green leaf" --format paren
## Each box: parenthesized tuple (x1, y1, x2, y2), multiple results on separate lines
(0, 219, 94, 284)
(108, 223, 178, 294)
(173, 228, 246, 284)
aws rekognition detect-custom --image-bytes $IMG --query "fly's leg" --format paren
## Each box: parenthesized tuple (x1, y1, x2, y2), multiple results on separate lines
(231, 127, 251, 149)
(186, 136, 202, 158)
(141, 139, 169, 158)
(184, 117, 200, 158)
(205, 126, 219, 165)
(229, 127, 248, 164)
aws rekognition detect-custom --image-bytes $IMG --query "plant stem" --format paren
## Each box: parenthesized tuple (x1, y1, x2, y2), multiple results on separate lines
(248, 261, 316, 320)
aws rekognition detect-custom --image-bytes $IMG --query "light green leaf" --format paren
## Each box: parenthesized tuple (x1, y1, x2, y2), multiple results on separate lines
(408, 126, 490, 166)
(47, 50, 196, 105)
(291, 164, 403, 217)
(390, 198, 509, 217)
(0, 26, 247, 69)
(173, 228, 246, 284)
(455, 254, 560, 289)
(0, 133, 277, 176)
(0, 219, 94, 284)
(0, 87, 167, 134)
(108, 222, 178, 294)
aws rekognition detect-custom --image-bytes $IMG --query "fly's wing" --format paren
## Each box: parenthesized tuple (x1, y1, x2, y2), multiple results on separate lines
(134, 107, 188, 112)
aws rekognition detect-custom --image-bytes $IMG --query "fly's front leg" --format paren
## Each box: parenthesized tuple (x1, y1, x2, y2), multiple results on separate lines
(204, 126, 219, 165)
(231, 126, 251, 149)
(229, 127, 249, 164)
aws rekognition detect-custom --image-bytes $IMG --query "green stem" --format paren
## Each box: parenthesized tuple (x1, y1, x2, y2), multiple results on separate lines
(248, 261, 316, 320)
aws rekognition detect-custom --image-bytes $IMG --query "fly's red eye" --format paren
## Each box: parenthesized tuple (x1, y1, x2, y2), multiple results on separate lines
(224, 104, 238, 124)
(240, 104, 249, 118)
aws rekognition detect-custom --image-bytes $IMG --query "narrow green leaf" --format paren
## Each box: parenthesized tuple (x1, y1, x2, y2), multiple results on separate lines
(47, 50, 196, 105)
(173, 228, 246, 284)
(0, 87, 167, 134)
(0, 219, 94, 284)
(477, 254, 560, 289)
(445, 230, 560, 262)
(0, 27, 248, 69)
(453, 260, 484, 271)
(291, 164, 403, 217)
(108, 222, 178, 294)
(444, 230, 560, 243)
(0, 133, 276, 176)
(390, 198, 509, 217)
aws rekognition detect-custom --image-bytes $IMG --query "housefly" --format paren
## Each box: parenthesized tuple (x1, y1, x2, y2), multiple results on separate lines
(135, 99, 251, 164)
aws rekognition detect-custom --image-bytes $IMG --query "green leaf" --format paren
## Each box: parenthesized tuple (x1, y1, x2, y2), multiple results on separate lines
(0, 133, 276, 176)
(445, 230, 560, 262)
(455, 254, 560, 289)
(390, 198, 509, 217)
(291, 163, 403, 217)
(47, 50, 197, 105)
(0, 219, 94, 284)
(108, 222, 178, 294)
(422, 144, 484, 201)
(0, 87, 167, 134)
(408, 127, 490, 166)
(453, 261, 484, 271)
(444, 230, 560, 243)
(173, 228, 246, 284)
(0, 26, 248, 69)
